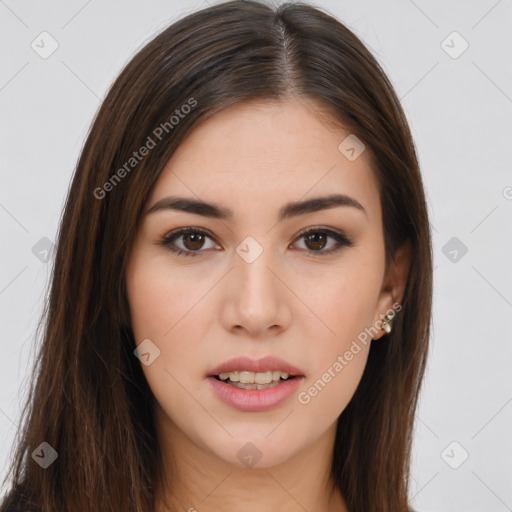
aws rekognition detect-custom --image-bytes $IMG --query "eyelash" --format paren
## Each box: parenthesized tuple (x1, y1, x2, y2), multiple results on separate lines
(158, 227, 353, 258)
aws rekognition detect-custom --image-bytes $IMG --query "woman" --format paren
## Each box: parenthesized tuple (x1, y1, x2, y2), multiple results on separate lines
(1, 1, 432, 511)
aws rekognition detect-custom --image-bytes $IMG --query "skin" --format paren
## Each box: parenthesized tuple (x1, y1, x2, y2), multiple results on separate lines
(125, 97, 411, 512)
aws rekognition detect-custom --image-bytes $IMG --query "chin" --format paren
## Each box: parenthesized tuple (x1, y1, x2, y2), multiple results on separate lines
(198, 423, 313, 470)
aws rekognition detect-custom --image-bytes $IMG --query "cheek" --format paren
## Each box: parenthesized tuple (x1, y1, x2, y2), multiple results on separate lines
(126, 252, 202, 380)
(126, 251, 202, 342)
(300, 256, 383, 347)
(293, 254, 382, 410)
(295, 278, 374, 422)
(298, 347, 369, 426)
(126, 255, 207, 414)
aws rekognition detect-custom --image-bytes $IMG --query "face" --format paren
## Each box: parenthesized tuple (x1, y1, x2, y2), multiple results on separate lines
(126, 97, 399, 470)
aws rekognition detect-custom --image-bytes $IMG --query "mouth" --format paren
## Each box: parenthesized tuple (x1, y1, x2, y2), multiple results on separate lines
(212, 370, 298, 390)
(206, 356, 305, 411)
(207, 355, 305, 383)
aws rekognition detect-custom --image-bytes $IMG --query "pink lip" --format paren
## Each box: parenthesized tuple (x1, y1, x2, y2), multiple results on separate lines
(207, 375, 304, 412)
(207, 355, 305, 377)
(206, 356, 305, 412)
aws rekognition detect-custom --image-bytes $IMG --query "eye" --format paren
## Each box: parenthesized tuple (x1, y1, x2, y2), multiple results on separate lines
(158, 227, 219, 257)
(292, 227, 353, 257)
(158, 227, 353, 258)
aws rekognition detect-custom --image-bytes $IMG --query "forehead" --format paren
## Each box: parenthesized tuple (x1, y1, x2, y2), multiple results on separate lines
(148, 98, 381, 225)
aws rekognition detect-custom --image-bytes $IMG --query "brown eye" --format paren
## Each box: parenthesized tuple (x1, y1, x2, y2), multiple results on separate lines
(294, 228, 353, 257)
(159, 228, 218, 257)
(182, 232, 206, 251)
(303, 232, 328, 251)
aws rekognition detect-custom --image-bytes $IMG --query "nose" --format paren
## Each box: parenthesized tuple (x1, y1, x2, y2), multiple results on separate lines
(221, 245, 291, 338)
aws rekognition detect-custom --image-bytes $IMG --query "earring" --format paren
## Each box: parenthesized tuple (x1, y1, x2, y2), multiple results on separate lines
(382, 313, 395, 334)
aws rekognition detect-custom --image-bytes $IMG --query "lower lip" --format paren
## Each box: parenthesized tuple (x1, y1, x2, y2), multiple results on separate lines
(207, 376, 303, 412)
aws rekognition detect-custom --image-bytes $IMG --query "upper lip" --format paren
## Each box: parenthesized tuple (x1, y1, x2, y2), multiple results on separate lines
(208, 356, 305, 377)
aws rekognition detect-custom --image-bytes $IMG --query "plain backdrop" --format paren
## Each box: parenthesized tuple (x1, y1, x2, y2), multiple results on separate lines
(1, 1, 511, 510)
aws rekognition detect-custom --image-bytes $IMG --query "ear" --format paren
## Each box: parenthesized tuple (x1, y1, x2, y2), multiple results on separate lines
(371, 239, 412, 340)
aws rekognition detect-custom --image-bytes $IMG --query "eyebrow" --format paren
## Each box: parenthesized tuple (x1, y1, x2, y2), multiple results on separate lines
(146, 193, 367, 221)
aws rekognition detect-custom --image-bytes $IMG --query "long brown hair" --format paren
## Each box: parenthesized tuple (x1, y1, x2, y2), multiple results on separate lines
(1, 1, 432, 511)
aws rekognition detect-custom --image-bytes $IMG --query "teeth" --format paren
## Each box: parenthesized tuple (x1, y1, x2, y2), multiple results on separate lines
(218, 370, 291, 383)
(228, 381, 281, 390)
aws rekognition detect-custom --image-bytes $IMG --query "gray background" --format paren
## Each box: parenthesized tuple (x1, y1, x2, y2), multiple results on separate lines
(1, 0, 511, 510)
